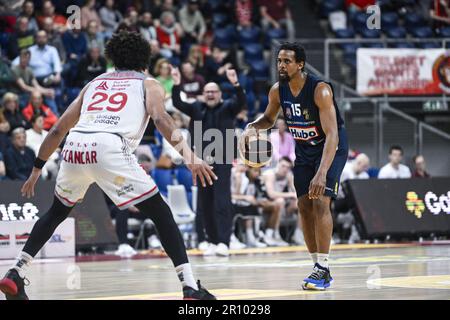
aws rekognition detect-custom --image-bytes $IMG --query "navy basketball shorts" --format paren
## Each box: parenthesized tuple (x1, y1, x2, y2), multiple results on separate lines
(293, 128, 349, 199)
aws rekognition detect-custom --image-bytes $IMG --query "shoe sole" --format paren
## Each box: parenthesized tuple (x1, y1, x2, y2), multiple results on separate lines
(301, 279, 333, 291)
(0, 278, 18, 296)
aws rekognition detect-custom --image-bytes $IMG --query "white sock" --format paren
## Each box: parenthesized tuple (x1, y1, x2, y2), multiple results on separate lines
(246, 227, 256, 243)
(265, 228, 274, 238)
(175, 263, 198, 290)
(317, 253, 329, 269)
(310, 252, 318, 265)
(12, 251, 33, 278)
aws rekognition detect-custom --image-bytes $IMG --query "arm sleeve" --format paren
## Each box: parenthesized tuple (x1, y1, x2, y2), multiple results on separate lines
(172, 85, 195, 116)
(226, 85, 247, 116)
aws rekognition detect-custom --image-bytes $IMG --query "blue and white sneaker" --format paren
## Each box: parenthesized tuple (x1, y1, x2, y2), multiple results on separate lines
(302, 263, 333, 290)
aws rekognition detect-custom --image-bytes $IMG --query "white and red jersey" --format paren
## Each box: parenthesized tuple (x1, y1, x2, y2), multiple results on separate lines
(72, 70, 149, 152)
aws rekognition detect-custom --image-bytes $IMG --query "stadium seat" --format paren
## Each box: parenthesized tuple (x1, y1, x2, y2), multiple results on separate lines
(360, 28, 381, 39)
(249, 60, 270, 81)
(264, 28, 287, 48)
(410, 26, 434, 38)
(385, 26, 407, 39)
(212, 13, 229, 29)
(381, 12, 398, 29)
(367, 167, 380, 178)
(352, 12, 370, 33)
(319, 0, 344, 18)
(243, 43, 264, 62)
(404, 13, 425, 31)
(175, 166, 193, 191)
(363, 42, 384, 48)
(167, 185, 196, 225)
(238, 26, 261, 46)
(213, 27, 235, 49)
(340, 43, 360, 55)
(439, 26, 450, 38)
(335, 28, 355, 38)
(343, 53, 357, 72)
(152, 168, 173, 197)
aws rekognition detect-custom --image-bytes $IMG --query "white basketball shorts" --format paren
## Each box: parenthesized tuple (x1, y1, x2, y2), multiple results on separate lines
(55, 131, 159, 210)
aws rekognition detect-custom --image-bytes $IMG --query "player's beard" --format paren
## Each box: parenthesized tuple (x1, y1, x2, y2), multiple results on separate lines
(278, 72, 290, 82)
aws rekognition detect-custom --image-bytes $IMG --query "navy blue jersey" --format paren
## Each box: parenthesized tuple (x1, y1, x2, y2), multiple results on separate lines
(279, 72, 345, 164)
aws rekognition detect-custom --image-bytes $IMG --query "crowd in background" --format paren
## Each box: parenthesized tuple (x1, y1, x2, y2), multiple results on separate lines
(0, 0, 437, 256)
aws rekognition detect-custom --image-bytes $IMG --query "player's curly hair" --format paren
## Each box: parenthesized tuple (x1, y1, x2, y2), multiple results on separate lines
(105, 31, 151, 72)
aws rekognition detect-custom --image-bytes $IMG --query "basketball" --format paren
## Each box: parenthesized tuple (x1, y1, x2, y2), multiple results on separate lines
(239, 133, 273, 168)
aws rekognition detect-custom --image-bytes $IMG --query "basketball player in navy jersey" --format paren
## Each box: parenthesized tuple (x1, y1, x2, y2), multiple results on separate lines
(241, 42, 348, 290)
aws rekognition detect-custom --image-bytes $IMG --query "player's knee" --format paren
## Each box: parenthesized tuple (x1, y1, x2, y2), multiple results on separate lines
(312, 198, 331, 216)
(298, 198, 312, 216)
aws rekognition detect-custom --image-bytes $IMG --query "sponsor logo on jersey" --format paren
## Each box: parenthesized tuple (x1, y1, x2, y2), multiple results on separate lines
(95, 81, 109, 91)
(288, 126, 319, 141)
(116, 184, 135, 197)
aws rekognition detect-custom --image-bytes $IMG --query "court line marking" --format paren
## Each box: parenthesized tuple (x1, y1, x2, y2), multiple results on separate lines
(74, 288, 337, 300)
(367, 275, 450, 290)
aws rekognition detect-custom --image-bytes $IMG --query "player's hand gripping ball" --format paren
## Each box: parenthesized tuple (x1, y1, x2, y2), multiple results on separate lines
(239, 128, 273, 168)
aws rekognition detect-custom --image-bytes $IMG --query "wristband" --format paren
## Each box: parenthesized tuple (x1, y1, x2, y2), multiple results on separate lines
(34, 157, 47, 169)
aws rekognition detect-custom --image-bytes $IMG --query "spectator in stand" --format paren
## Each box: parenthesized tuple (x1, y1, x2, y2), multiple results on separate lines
(345, 0, 376, 11)
(0, 108, 10, 154)
(156, 11, 183, 61)
(262, 156, 298, 246)
(117, 7, 140, 33)
(139, 12, 158, 42)
(171, 67, 246, 257)
(84, 20, 105, 54)
(204, 46, 239, 84)
(412, 155, 431, 178)
(62, 26, 88, 86)
(41, 17, 66, 64)
(19, 1, 39, 34)
(12, 49, 57, 113)
(75, 45, 107, 87)
(2, 92, 29, 132)
(4, 127, 35, 181)
(148, 40, 164, 74)
(8, 16, 34, 60)
(257, 0, 295, 40)
(81, 0, 103, 31)
(22, 90, 58, 131)
(180, 60, 205, 99)
(12, 30, 63, 94)
(0, 151, 6, 180)
(378, 145, 412, 179)
(186, 44, 206, 75)
(37, 0, 67, 33)
(430, 0, 450, 30)
(99, 0, 123, 39)
(154, 58, 174, 99)
(179, 0, 207, 45)
(270, 117, 295, 164)
(0, 51, 15, 96)
(235, 0, 257, 29)
(25, 114, 59, 180)
(160, 0, 178, 16)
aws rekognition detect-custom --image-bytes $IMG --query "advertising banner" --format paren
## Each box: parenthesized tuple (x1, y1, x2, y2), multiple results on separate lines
(0, 181, 117, 249)
(346, 178, 450, 237)
(357, 48, 450, 95)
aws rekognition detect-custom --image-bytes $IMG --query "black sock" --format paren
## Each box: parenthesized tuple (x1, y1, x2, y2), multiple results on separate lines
(136, 193, 188, 266)
(23, 197, 72, 257)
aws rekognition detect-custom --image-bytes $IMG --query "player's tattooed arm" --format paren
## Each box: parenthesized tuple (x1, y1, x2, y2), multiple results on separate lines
(247, 83, 281, 131)
(309, 82, 339, 199)
(145, 78, 217, 187)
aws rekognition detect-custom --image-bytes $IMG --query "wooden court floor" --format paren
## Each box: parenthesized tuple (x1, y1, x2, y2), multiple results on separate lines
(1, 243, 449, 300)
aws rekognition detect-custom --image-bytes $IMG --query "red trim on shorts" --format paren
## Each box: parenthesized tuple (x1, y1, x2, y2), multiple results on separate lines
(54, 191, 78, 206)
(117, 186, 158, 207)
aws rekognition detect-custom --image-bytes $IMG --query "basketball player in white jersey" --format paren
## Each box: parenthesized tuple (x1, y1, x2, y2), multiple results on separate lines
(0, 31, 217, 300)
